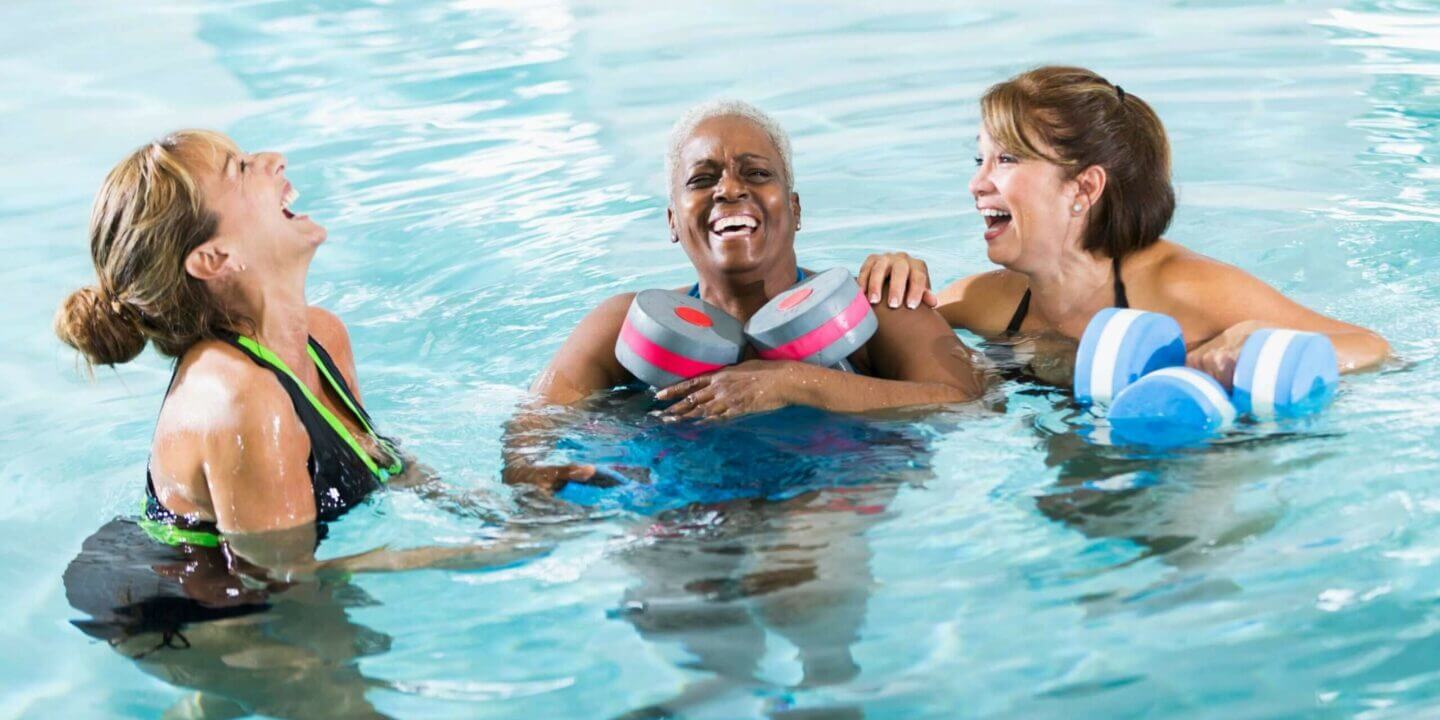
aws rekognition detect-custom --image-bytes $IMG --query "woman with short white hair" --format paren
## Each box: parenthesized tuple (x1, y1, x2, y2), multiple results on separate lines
(504, 99, 985, 490)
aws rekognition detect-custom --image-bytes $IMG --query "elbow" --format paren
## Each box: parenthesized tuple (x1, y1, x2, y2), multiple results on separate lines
(934, 372, 987, 404)
(1361, 331, 1392, 371)
(1336, 329, 1391, 373)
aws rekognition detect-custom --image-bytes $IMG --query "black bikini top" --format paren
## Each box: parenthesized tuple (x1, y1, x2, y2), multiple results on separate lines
(1003, 255, 1129, 337)
(141, 333, 401, 547)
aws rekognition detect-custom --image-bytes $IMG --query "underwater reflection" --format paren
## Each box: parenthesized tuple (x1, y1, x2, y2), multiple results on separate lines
(554, 404, 936, 719)
(1032, 402, 1338, 614)
(65, 519, 392, 719)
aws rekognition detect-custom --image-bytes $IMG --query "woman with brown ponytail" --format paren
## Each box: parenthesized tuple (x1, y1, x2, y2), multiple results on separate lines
(58, 131, 530, 642)
(858, 66, 1389, 387)
(54, 130, 547, 716)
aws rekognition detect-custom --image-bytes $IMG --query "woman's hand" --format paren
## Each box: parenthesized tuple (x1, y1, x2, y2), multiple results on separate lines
(656, 360, 812, 421)
(1186, 320, 1266, 389)
(858, 252, 937, 309)
(501, 461, 618, 494)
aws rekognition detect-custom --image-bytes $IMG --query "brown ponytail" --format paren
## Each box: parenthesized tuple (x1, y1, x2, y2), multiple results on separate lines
(56, 130, 242, 367)
(981, 66, 1175, 259)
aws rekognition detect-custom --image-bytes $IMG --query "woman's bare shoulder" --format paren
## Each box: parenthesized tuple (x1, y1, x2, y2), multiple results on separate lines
(936, 269, 1027, 332)
(158, 340, 296, 437)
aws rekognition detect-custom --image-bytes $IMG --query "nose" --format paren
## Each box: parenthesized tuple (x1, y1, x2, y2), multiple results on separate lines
(968, 161, 993, 199)
(713, 169, 747, 203)
(255, 151, 287, 176)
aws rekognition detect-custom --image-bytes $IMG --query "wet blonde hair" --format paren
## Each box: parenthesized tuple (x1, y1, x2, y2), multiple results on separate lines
(56, 129, 244, 366)
(982, 66, 1175, 258)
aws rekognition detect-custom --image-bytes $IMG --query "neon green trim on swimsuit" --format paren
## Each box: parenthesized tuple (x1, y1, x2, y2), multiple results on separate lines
(235, 335, 400, 483)
(138, 514, 222, 548)
(307, 345, 402, 476)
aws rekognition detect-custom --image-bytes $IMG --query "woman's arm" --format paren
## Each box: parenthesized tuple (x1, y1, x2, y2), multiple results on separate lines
(1160, 255, 1391, 385)
(501, 293, 635, 491)
(199, 382, 539, 578)
(224, 524, 545, 583)
(856, 253, 1024, 335)
(658, 302, 987, 419)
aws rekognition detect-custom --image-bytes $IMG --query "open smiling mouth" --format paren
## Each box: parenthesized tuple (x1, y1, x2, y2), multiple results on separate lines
(281, 184, 301, 220)
(709, 214, 759, 240)
(980, 208, 1011, 240)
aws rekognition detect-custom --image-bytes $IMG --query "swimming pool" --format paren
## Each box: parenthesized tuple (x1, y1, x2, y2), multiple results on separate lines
(3, 0, 1438, 716)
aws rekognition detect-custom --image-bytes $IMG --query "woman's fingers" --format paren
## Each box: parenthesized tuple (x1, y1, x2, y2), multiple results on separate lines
(655, 373, 713, 403)
(1186, 348, 1237, 390)
(923, 289, 939, 308)
(904, 263, 931, 309)
(667, 386, 718, 420)
(866, 255, 892, 304)
(858, 255, 876, 293)
(887, 271, 909, 308)
(568, 465, 626, 488)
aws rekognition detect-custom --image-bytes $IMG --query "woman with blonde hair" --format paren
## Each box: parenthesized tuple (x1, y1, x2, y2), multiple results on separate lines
(60, 131, 528, 668)
(860, 66, 1388, 385)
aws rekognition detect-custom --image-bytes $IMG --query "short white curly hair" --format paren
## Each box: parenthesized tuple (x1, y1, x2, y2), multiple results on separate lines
(665, 99, 794, 194)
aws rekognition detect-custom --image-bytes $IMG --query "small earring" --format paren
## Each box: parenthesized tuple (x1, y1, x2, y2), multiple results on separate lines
(670, 236, 679, 244)
(1072, 202, 1083, 214)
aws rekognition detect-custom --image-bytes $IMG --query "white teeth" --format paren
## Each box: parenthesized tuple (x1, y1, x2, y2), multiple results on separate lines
(979, 208, 1011, 218)
(710, 215, 759, 232)
(282, 186, 299, 210)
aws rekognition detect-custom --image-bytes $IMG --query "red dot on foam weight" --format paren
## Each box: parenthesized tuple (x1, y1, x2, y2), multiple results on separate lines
(674, 306, 713, 328)
(779, 288, 813, 311)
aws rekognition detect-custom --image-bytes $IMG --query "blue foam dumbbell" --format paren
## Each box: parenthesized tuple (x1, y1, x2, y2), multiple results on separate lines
(1076, 310, 1341, 445)
(1073, 308, 1187, 407)
(1231, 329, 1340, 420)
(1107, 366, 1238, 446)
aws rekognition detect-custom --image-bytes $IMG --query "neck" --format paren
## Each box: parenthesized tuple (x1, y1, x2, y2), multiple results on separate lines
(1022, 246, 1116, 330)
(696, 252, 799, 324)
(228, 267, 311, 370)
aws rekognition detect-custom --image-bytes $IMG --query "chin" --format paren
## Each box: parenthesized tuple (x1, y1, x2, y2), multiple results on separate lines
(984, 233, 1022, 269)
(707, 238, 769, 272)
(300, 222, 328, 247)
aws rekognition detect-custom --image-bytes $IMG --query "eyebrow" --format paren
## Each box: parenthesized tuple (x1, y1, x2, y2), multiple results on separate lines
(688, 152, 774, 168)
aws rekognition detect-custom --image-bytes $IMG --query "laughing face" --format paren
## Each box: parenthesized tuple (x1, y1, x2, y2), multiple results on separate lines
(668, 115, 800, 278)
(199, 144, 326, 275)
(969, 127, 1081, 272)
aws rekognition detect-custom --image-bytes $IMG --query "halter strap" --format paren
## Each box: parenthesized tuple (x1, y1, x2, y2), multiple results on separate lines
(234, 335, 401, 483)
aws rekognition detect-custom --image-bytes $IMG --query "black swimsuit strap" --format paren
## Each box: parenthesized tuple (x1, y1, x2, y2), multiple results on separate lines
(1002, 255, 1129, 338)
(1112, 254, 1130, 308)
(1002, 289, 1031, 337)
(307, 337, 374, 429)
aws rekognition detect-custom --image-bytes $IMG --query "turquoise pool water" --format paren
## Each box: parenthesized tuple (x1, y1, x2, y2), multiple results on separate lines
(3, 0, 1439, 717)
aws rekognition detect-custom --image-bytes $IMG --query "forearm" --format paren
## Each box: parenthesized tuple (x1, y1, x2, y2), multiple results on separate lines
(312, 539, 543, 577)
(788, 364, 979, 413)
(501, 404, 563, 479)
